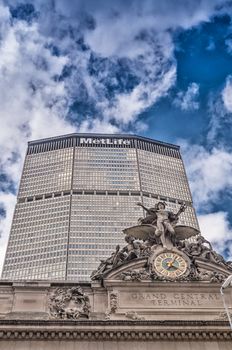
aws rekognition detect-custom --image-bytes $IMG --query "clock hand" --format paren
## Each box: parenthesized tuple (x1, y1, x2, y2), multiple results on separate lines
(167, 256, 177, 268)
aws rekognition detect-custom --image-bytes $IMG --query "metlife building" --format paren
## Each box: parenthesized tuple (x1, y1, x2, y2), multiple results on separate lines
(2, 134, 199, 281)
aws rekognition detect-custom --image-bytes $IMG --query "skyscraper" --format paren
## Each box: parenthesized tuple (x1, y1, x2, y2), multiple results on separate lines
(2, 134, 198, 281)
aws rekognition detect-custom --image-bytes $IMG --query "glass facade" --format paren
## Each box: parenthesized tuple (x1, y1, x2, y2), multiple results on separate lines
(68, 194, 142, 280)
(73, 147, 140, 191)
(138, 150, 192, 202)
(3, 196, 69, 280)
(19, 148, 73, 198)
(2, 134, 199, 281)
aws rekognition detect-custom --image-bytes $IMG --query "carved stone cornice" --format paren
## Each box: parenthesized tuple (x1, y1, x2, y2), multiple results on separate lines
(0, 320, 231, 341)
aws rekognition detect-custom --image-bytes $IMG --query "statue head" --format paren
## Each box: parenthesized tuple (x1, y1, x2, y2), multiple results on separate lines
(125, 235, 134, 243)
(156, 202, 166, 210)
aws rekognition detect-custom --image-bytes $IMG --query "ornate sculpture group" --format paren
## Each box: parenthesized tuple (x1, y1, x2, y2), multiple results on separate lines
(91, 202, 232, 282)
(178, 235, 232, 268)
(137, 201, 186, 248)
(91, 236, 150, 280)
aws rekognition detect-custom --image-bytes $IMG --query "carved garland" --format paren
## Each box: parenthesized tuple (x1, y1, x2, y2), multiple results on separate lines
(49, 286, 90, 320)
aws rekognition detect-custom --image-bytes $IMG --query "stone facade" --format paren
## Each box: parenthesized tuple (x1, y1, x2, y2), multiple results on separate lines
(1, 204, 232, 348)
(0, 255, 231, 349)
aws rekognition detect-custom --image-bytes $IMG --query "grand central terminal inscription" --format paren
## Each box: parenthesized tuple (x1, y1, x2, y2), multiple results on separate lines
(119, 291, 223, 309)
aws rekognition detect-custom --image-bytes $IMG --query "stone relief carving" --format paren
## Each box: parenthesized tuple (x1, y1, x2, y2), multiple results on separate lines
(119, 267, 227, 283)
(91, 239, 151, 280)
(197, 269, 226, 283)
(91, 201, 231, 283)
(105, 292, 118, 319)
(91, 245, 122, 280)
(125, 311, 145, 320)
(120, 269, 150, 281)
(215, 311, 232, 321)
(178, 235, 232, 271)
(49, 286, 90, 319)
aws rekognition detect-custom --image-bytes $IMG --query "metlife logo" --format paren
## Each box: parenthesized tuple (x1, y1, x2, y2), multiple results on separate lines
(79, 137, 131, 146)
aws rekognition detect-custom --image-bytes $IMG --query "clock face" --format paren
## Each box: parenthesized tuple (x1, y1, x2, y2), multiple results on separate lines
(154, 252, 188, 279)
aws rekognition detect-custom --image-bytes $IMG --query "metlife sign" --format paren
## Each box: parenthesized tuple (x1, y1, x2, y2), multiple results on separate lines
(79, 137, 131, 146)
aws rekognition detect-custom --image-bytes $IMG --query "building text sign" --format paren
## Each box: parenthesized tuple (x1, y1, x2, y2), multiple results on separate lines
(79, 137, 131, 146)
(119, 291, 222, 309)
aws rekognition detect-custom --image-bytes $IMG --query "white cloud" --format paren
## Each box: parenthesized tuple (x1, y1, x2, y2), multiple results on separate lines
(134, 120, 149, 132)
(225, 38, 232, 54)
(206, 78, 232, 145)
(181, 142, 232, 208)
(198, 211, 232, 259)
(174, 82, 200, 111)
(199, 212, 231, 243)
(65, 26, 177, 126)
(7, 0, 223, 128)
(207, 95, 224, 144)
(82, 1, 218, 62)
(87, 30, 176, 125)
(0, 8, 75, 165)
(182, 140, 232, 260)
(4, 0, 225, 131)
(42, 0, 225, 35)
(84, 13, 151, 59)
(206, 37, 216, 51)
(104, 65, 176, 124)
(78, 118, 119, 133)
(222, 75, 232, 112)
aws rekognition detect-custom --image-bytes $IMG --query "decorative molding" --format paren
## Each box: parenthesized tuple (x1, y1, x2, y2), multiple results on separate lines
(0, 325, 231, 341)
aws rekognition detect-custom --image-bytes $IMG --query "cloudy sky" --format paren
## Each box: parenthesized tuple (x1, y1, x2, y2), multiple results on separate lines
(1, 0, 232, 272)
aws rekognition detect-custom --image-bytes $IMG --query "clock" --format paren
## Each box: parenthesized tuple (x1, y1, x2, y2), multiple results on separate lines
(154, 251, 188, 279)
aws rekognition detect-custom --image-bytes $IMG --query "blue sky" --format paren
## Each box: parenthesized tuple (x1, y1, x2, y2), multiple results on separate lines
(1, 0, 232, 270)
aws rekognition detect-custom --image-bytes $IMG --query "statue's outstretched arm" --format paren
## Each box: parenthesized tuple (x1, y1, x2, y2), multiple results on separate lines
(137, 202, 149, 213)
(175, 203, 187, 218)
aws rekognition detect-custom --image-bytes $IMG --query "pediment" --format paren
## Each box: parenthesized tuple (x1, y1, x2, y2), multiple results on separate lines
(92, 241, 232, 286)
(91, 222, 232, 286)
(102, 254, 231, 284)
